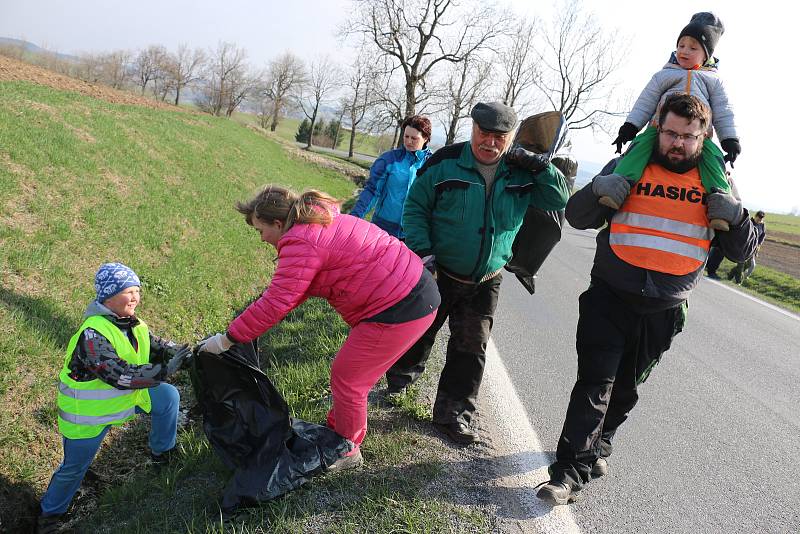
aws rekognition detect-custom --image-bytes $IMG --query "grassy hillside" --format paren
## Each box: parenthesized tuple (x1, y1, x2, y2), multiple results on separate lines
(232, 112, 392, 157)
(0, 81, 489, 532)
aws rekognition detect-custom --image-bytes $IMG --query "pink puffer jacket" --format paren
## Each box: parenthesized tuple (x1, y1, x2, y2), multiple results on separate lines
(227, 213, 424, 343)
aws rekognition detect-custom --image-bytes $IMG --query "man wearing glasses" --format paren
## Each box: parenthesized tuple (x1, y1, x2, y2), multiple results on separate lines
(385, 102, 570, 444)
(537, 93, 758, 505)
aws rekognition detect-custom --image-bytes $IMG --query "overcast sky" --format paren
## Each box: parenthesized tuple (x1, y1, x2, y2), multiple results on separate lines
(1, 0, 797, 213)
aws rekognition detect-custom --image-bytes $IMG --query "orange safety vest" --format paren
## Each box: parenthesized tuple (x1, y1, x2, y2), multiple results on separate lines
(609, 164, 714, 275)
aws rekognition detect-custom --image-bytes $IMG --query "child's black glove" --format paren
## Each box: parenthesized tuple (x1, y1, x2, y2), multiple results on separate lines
(612, 122, 639, 154)
(721, 138, 741, 167)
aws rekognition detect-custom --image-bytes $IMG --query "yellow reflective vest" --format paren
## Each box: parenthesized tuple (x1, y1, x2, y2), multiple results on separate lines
(57, 315, 152, 439)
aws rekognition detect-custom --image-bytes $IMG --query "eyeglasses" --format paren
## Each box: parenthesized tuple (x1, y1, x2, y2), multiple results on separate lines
(658, 128, 703, 143)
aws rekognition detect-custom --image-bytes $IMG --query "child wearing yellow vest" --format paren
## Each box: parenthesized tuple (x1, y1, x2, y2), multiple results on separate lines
(37, 263, 191, 533)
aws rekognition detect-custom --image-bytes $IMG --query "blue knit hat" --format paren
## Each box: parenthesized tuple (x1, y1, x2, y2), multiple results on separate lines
(95, 262, 141, 302)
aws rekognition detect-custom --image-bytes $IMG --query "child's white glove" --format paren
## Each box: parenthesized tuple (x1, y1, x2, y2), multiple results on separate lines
(197, 333, 233, 355)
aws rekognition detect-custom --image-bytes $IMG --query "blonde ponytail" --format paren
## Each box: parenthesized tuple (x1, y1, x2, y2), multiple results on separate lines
(236, 185, 339, 230)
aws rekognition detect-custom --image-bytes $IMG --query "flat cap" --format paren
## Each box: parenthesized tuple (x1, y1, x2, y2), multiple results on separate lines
(470, 101, 518, 133)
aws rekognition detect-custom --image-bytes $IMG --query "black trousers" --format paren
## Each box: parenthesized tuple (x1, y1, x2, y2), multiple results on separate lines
(385, 272, 502, 425)
(550, 282, 686, 490)
(705, 246, 724, 275)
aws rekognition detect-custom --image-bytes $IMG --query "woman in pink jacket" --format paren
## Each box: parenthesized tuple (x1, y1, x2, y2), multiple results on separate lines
(198, 185, 439, 471)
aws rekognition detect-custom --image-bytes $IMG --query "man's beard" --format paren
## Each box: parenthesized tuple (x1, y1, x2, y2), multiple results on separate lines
(651, 142, 703, 173)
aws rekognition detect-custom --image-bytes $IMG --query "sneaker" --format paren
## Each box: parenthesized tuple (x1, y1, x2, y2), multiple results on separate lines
(706, 271, 720, 280)
(591, 457, 609, 477)
(433, 421, 477, 445)
(326, 449, 363, 473)
(536, 481, 579, 505)
(35, 513, 63, 534)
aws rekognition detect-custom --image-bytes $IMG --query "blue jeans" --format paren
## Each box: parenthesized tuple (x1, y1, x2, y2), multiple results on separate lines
(39, 382, 179, 516)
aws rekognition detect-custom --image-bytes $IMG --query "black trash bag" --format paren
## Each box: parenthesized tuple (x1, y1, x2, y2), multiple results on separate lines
(505, 111, 578, 294)
(189, 341, 353, 513)
(506, 208, 566, 294)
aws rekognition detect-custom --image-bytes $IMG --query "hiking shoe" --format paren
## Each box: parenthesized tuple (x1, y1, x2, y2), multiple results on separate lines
(433, 421, 477, 445)
(384, 383, 407, 396)
(591, 457, 609, 477)
(150, 447, 177, 466)
(327, 449, 363, 473)
(35, 513, 63, 534)
(536, 481, 579, 505)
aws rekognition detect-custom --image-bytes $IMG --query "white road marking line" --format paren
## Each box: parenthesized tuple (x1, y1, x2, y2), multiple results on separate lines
(704, 277, 800, 321)
(483, 338, 582, 534)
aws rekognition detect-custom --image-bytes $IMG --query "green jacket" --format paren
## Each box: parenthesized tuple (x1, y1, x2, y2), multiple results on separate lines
(403, 142, 569, 282)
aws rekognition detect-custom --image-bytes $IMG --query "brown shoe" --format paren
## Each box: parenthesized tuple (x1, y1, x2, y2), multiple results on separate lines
(433, 421, 477, 445)
(326, 449, 363, 473)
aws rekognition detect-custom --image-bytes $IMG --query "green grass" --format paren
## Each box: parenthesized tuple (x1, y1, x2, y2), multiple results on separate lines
(712, 260, 800, 313)
(762, 212, 800, 236)
(0, 81, 488, 533)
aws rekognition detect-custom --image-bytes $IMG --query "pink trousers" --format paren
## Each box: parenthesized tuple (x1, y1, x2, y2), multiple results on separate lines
(326, 311, 436, 448)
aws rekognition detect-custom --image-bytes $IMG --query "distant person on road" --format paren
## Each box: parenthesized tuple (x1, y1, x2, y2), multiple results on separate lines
(350, 115, 433, 238)
(38, 263, 192, 533)
(384, 101, 570, 445)
(536, 94, 757, 505)
(728, 210, 766, 283)
(612, 12, 738, 205)
(197, 186, 439, 472)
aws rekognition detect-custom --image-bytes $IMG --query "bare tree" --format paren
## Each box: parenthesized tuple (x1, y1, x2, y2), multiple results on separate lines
(76, 52, 103, 83)
(342, 53, 378, 157)
(532, 0, 627, 131)
(0, 42, 25, 60)
(297, 56, 341, 149)
(497, 19, 540, 110)
(262, 52, 306, 131)
(438, 52, 492, 144)
(368, 69, 409, 148)
(164, 45, 205, 106)
(204, 42, 248, 116)
(99, 50, 132, 89)
(224, 66, 261, 117)
(134, 45, 167, 95)
(345, 0, 510, 119)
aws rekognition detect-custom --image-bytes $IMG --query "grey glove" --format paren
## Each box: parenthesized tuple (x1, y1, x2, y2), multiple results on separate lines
(505, 145, 549, 173)
(592, 173, 631, 209)
(165, 344, 192, 375)
(707, 187, 745, 226)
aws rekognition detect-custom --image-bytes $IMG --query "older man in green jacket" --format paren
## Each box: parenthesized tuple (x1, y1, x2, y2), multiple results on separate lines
(385, 101, 570, 444)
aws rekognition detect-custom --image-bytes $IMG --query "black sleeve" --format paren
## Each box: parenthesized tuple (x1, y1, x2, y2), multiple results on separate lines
(78, 328, 167, 389)
(715, 209, 759, 264)
(565, 158, 619, 230)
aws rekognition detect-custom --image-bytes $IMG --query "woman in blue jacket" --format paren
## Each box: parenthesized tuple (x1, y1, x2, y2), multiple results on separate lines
(350, 115, 432, 238)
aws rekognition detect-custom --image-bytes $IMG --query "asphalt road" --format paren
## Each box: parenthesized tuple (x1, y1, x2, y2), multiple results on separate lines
(293, 142, 377, 164)
(491, 225, 800, 533)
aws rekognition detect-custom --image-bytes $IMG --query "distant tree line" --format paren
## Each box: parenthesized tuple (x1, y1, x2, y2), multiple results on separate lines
(0, 0, 630, 153)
